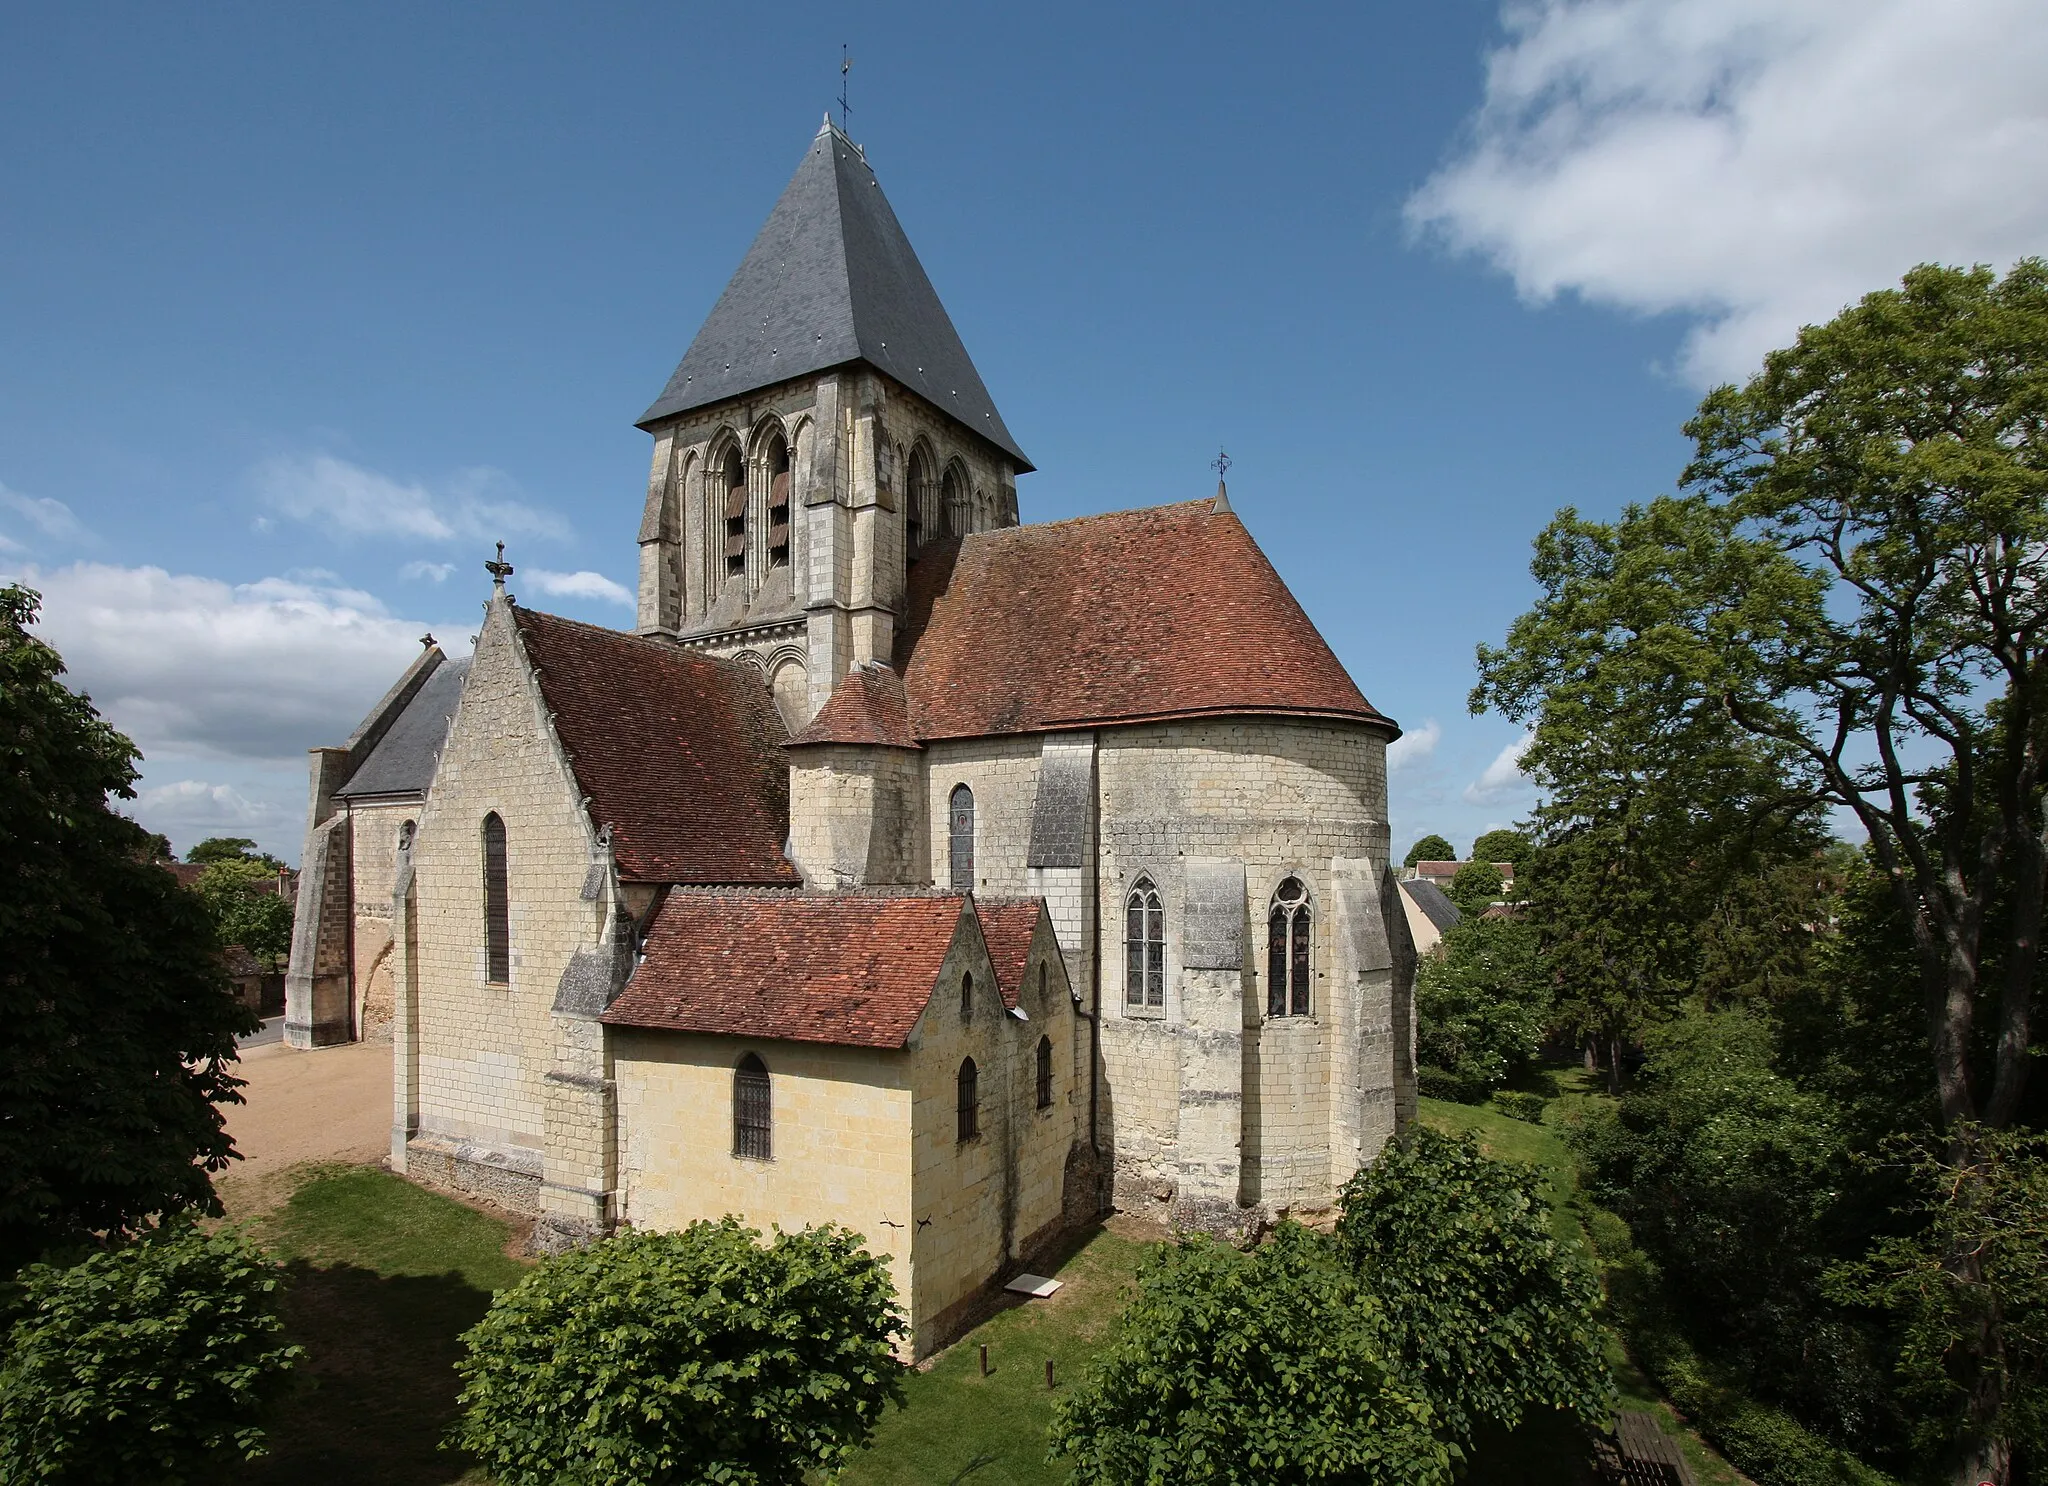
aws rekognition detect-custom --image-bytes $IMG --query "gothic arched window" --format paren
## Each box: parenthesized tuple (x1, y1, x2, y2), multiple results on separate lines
(942, 462, 969, 538)
(906, 446, 935, 558)
(1268, 877, 1312, 1018)
(1036, 1035, 1054, 1109)
(733, 1053, 771, 1159)
(1125, 879, 1164, 1009)
(720, 445, 747, 580)
(765, 432, 790, 570)
(482, 812, 509, 984)
(960, 970, 974, 1020)
(956, 1057, 979, 1142)
(948, 785, 974, 891)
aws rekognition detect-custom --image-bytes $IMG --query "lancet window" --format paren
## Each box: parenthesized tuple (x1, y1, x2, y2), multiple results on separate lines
(948, 785, 975, 891)
(482, 812, 509, 984)
(1036, 1036, 1054, 1109)
(1125, 879, 1164, 1009)
(765, 432, 790, 569)
(906, 446, 935, 557)
(720, 446, 747, 580)
(957, 1058, 979, 1142)
(1267, 877, 1312, 1018)
(733, 1053, 771, 1159)
(942, 462, 968, 538)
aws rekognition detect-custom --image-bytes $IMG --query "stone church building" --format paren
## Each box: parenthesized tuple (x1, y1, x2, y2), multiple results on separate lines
(286, 119, 1416, 1355)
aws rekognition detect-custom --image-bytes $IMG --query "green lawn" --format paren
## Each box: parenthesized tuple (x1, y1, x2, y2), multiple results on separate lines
(230, 1164, 528, 1486)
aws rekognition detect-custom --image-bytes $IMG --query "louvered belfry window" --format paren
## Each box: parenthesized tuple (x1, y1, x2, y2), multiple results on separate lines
(733, 1054, 771, 1160)
(949, 785, 975, 891)
(1267, 877, 1312, 1018)
(482, 812, 510, 984)
(766, 436, 791, 568)
(1125, 880, 1164, 1008)
(1036, 1036, 1054, 1109)
(722, 447, 747, 578)
(957, 1058, 979, 1143)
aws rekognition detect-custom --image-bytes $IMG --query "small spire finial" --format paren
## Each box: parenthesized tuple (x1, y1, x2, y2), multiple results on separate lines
(839, 45, 852, 134)
(419, 632, 436, 650)
(485, 541, 515, 595)
(1211, 447, 1232, 498)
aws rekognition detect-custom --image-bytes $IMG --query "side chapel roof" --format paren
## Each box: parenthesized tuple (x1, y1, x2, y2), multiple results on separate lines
(974, 898, 1049, 1009)
(893, 499, 1397, 741)
(637, 120, 1031, 470)
(335, 655, 472, 800)
(786, 660, 918, 749)
(511, 607, 798, 886)
(604, 891, 978, 1048)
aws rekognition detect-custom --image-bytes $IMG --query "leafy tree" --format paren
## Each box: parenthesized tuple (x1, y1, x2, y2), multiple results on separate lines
(1469, 829, 1532, 868)
(1050, 1222, 1449, 1486)
(1403, 834, 1456, 868)
(1446, 860, 1504, 916)
(1336, 1128, 1613, 1453)
(0, 585, 253, 1273)
(0, 1219, 301, 1483)
(195, 858, 294, 964)
(185, 837, 280, 870)
(450, 1219, 904, 1486)
(1414, 915, 1545, 1102)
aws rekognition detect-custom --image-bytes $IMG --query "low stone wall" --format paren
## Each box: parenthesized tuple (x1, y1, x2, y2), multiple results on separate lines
(404, 1133, 543, 1214)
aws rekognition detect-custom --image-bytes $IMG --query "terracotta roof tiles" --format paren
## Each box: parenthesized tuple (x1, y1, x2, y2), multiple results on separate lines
(512, 607, 798, 886)
(975, 898, 1046, 1009)
(786, 662, 919, 749)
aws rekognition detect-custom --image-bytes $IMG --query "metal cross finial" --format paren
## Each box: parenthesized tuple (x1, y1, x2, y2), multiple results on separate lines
(1211, 448, 1232, 480)
(839, 45, 852, 133)
(485, 541, 515, 593)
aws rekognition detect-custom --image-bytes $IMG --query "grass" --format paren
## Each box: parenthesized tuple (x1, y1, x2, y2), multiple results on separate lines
(229, 1164, 529, 1486)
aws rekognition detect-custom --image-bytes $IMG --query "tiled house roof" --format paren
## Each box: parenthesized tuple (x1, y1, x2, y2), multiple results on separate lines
(786, 662, 919, 749)
(512, 607, 799, 886)
(604, 891, 972, 1048)
(975, 899, 1047, 1009)
(895, 501, 1396, 740)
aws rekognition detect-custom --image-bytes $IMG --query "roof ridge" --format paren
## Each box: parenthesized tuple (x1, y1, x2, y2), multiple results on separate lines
(970, 497, 1227, 541)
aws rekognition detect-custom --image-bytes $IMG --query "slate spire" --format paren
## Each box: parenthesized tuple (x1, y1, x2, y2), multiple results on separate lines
(637, 120, 1031, 470)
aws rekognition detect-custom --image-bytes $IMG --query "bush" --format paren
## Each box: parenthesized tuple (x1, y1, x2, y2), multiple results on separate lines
(1336, 1127, 1612, 1452)
(1493, 1091, 1546, 1124)
(450, 1218, 904, 1486)
(0, 1221, 300, 1484)
(1050, 1223, 1449, 1485)
(1414, 916, 1545, 1103)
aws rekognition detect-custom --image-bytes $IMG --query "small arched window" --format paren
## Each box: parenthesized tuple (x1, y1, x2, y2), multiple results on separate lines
(948, 785, 975, 891)
(482, 812, 509, 984)
(942, 463, 969, 538)
(960, 971, 973, 1020)
(1036, 1036, 1054, 1109)
(398, 819, 415, 855)
(765, 432, 791, 569)
(1268, 877, 1312, 1018)
(956, 1057, 979, 1142)
(906, 446, 935, 557)
(1125, 879, 1164, 1008)
(720, 445, 747, 579)
(733, 1053, 771, 1159)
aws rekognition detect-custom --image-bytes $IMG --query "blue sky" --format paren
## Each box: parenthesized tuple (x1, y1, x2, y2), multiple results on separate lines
(4, 1, 2044, 862)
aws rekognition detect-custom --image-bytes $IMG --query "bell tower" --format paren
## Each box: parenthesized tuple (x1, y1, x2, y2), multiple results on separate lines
(632, 119, 1030, 731)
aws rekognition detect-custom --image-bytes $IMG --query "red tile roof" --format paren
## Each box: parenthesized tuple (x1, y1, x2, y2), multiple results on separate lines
(512, 607, 799, 886)
(893, 500, 1395, 741)
(603, 891, 971, 1048)
(975, 899, 1047, 1009)
(786, 662, 919, 749)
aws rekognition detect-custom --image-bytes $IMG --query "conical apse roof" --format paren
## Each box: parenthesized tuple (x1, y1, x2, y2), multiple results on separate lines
(638, 120, 1031, 470)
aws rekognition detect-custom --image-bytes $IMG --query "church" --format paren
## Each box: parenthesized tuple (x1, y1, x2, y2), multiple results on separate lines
(284, 118, 1417, 1356)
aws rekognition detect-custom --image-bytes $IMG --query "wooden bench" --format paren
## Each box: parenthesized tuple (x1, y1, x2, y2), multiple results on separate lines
(1592, 1409, 1698, 1486)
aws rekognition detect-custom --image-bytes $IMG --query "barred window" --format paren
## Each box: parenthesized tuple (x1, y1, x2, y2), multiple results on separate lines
(1267, 877, 1312, 1018)
(957, 1057, 979, 1143)
(948, 785, 975, 891)
(1036, 1036, 1054, 1109)
(482, 812, 509, 984)
(1125, 879, 1164, 1008)
(733, 1054, 771, 1160)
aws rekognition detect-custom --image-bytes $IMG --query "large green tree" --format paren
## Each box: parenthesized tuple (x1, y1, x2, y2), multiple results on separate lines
(1469, 829, 1533, 868)
(1414, 914, 1546, 1102)
(0, 586, 252, 1272)
(1404, 834, 1456, 868)
(1477, 261, 2048, 1480)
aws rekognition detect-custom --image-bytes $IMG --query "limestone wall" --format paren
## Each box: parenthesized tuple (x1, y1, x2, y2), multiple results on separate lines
(787, 744, 928, 888)
(396, 600, 607, 1188)
(921, 736, 1043, 895)
(347, 800, 416, 1041)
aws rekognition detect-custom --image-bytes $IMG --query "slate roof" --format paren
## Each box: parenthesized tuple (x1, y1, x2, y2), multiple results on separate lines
(604, 891, 971, 1048)
(637, 120, 1030, 470)
(511, 608, 799, 886)
(1399, 878, 1461, 935)
(786, 661, 919, 749)
(976, 899, 1047, 1010)
(893, 500, 1396, 740)
(336, 655, 471, 800)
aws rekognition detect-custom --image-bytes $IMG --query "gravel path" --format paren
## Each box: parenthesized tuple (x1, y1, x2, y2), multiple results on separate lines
(217, 1039, 392, 1214)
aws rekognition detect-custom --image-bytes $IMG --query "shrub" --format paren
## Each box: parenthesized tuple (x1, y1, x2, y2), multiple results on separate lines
(450, 1218, 904, 1486)
(1447, 860, 1505, 916)
(0, 1221, 300, 1484)
(1336, 1127, 1612, 1452)
(1493, 1091, 1546, 1124)
(1414, 916, 1545, 1103)
(1050, 1223, 1449, 1486)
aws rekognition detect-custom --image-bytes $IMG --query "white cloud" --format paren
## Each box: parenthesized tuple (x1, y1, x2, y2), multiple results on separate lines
(131, 779, 285, 833)
(10, 561, 465, 765)
(1409, 0, 2048, 383)
(1464, 731, 1537, 805)
(256, 453, 567, 546)
(401, 559, 456, 582)
(1, 482, 92, 550)
(525, 568, 634, 607)
(1386, 718, 1442, 774)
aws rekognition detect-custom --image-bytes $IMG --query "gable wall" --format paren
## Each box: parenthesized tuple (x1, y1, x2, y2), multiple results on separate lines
(347, 799, 417, 1041)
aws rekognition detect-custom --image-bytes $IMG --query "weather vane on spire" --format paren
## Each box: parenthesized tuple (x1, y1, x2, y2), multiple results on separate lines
(485, 541, 515, 595)
(1212, 448, 1232, 480)
(839, 45, 852, 133)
